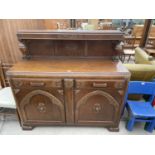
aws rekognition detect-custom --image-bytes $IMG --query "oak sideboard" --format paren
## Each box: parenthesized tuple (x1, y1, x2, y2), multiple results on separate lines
(7, 30, 130, 131)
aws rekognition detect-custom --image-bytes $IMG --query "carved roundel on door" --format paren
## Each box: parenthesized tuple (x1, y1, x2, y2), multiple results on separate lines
(37, 102, 47, 113)
(93, 103, 102, 113)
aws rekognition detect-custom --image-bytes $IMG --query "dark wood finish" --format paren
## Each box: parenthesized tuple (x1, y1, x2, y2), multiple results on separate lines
(10, 77, 65, 129)
(7, 30, 130, 131)
(17, 30, 124, 59)
(64, 79, 74, 125)
(17, 30, 124, 40)
(74, 79, 127, 128)
(7, 59, 129, 77)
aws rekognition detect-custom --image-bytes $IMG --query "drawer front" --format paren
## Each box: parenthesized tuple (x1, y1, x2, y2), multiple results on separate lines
(11, 78, 63, 89)
(75, 79, 125, 89)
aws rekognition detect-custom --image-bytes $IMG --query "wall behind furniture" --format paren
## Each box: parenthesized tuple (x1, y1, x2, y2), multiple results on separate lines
(0, 19, 69, 64)
(0, 19, 46, 64)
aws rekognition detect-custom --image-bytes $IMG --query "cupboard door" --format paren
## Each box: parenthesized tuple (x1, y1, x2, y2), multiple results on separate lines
(11, 78, 65, 125)
(74, 79, 126, 126)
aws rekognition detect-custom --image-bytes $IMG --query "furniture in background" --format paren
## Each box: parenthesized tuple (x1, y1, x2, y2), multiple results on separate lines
(7, 30, 130, 131)
(126, 81, 155, 132)
(0, 87, 16, 115)
(123, 35, 136, 62)
(145, 48, 155, 57)
(0, 62, 16, 122)
(132, 25, 155, 48)
(100, 22, 113, 30)
(0, 61, 6, 88)
(124, 47, 155, 81)
(1, 63, 13, 87)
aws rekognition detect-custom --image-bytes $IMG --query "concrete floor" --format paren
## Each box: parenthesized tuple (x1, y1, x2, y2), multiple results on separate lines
(0, 115, 154, 135)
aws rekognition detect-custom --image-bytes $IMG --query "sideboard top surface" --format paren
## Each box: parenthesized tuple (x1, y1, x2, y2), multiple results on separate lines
(7, 59, 130, 78)
(17, 30, 124, 40)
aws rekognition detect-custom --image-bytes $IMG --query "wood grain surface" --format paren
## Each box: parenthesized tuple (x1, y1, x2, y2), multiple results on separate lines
(7, 59, 129, 78)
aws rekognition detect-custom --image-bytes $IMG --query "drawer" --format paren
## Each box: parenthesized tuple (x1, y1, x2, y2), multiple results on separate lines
(11, 78, 63, 88)
(75, 79, 125, 89)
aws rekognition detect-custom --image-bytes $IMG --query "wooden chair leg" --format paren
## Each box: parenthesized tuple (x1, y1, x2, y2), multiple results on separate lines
(126, 116, 135, 131)
(145, 119, 155, 133)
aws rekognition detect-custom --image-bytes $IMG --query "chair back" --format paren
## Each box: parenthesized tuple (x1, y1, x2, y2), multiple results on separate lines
(127, 81, 155, 96)
(124, 36, 136, 50)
